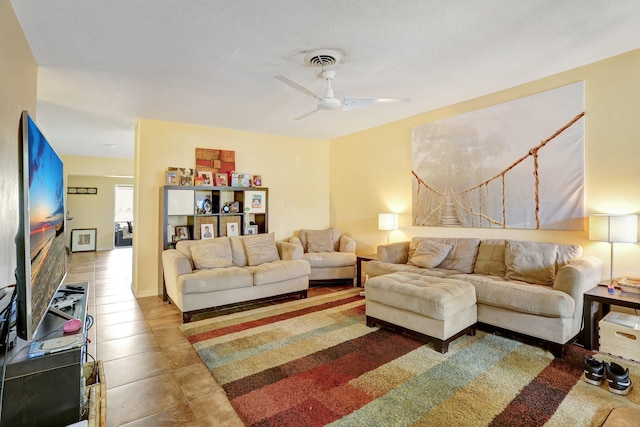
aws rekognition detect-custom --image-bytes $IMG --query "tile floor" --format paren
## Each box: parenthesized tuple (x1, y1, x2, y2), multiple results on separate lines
(67, 248, 353, 426)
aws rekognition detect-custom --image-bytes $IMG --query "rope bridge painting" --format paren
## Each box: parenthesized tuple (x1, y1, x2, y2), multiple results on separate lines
(411, 82, 585, 230)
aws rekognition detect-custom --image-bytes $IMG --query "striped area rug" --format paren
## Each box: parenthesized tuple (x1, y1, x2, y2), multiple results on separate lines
(180, 289, 640, 426)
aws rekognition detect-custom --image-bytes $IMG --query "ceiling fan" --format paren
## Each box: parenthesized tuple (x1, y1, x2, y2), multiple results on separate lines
(275, 70, 411, 120)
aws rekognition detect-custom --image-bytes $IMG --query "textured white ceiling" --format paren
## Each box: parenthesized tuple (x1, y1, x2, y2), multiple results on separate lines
(10, 0, 640, 159)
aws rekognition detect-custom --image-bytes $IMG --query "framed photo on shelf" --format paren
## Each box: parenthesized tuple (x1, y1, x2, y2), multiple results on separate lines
(246, 225, 258, 235)
(252, 175, 262, 187)
(226, 222, 239, 237)
(71, 228, 97, 252)
(166, 170, 179, 185)
(201, 224, 214, 239)
(175, 226, 190, 240)
(215, 173, 228, 186)
(196, 170, 213, 186)
(244, 190, 266, 213)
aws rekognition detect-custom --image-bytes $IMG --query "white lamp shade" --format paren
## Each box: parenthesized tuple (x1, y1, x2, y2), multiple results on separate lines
(378, 213, 398, 231)
(589, 214, 638, 243)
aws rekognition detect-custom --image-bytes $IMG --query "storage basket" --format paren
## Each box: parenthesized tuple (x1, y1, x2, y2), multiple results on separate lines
(599, 312, 640, 361)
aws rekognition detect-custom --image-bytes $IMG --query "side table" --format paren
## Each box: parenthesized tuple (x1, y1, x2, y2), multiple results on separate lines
(583, 285, 640, 350)
(356, 254, 377, 287)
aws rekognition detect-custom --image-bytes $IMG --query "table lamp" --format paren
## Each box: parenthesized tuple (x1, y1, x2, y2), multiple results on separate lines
(589, 214, 638, 284)
(378, 213, 398, 244)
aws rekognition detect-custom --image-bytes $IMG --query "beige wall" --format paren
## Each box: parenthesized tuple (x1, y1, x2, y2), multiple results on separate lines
(331, 48, 640, 281)
(134, 119, 329, 296)
(0, 0, 37, 288)
(63, 155, 134, 251)
(66, 175, 134, 251)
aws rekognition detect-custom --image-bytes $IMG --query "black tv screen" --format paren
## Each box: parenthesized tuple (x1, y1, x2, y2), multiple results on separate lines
(15, 111, 67, 341)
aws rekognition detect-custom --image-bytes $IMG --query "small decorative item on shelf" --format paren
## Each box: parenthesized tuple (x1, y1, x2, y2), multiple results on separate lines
(221, 202, 232, 213)
(246, 224, 258, 235)
(227, 222, 239, 237)
(244, 190, 266, 213)
(179, 168, 194, 186)
(194, 174, 204, 186)
(201, 224, 214, 239)
(239, 173, 251, 187)
(230, 172, 240, 187)
(252, 175, 262, 187)
(166, 169, 179, 185)
(230, 201, 240, 213)
(175, 226, 190, 240)
(197, 170, 213, 185)
(215, 173, 228, 186)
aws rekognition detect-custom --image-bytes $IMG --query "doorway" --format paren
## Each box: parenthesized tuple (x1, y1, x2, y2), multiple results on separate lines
(114, 185, 133, 247)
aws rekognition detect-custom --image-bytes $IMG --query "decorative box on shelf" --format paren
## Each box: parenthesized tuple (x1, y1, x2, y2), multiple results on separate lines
(599, 312, 640, 361)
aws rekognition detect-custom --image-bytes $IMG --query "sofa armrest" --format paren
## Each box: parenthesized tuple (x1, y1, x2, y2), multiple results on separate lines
(339, 235, 356, 253)
(277, 241, 303, 260)
(377, 241, 410, 264)
(289, 236, 303, 247)
(553, 256, 603, 333)
(162, 249, 193, 297)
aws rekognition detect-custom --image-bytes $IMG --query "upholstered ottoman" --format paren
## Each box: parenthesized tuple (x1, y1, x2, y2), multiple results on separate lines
(365, 272, 477, 353)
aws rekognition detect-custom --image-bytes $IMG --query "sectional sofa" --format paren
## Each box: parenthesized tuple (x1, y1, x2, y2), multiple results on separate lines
(162, 233, 310, 322)
(365, 237, 603, 356)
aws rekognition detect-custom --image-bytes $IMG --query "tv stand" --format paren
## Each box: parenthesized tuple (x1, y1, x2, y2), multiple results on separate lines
(0, 282, 90, 427)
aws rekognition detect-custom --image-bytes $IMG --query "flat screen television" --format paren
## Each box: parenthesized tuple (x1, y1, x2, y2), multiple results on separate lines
(14, 111, 67, 341)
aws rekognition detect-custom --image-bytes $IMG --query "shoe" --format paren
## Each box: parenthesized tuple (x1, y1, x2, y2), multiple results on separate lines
(583, 356, 605, 385)
(605, 361, 633, 395)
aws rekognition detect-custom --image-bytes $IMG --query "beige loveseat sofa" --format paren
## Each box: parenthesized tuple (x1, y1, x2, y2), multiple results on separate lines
(162, 233, 310, 322)
(289, 228, 357, 285)
(365, 237, 603, 356)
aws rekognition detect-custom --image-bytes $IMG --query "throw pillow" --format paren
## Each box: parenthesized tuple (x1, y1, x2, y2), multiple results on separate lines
(473, 239, 506, 276)
(505, 240, 558, 286)
(408, 239, 453, 269)
(243, 232, 280, 266)
(189, 239, 233, 270)
(305, 229, 335, 253)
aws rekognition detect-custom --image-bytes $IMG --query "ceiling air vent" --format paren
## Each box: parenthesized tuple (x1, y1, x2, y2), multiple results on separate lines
(304, 49, 342, 68)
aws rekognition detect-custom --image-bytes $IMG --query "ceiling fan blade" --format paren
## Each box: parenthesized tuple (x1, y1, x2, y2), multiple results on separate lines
(274, 75, 322, 101)
(342, 97, 411, 112)
(294, 108, 319, 120)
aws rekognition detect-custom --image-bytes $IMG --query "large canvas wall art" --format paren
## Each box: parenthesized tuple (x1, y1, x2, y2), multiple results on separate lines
(411, 82, 585, 230)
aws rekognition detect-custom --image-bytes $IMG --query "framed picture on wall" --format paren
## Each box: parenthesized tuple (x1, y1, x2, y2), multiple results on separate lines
(71, 228, 97, 252)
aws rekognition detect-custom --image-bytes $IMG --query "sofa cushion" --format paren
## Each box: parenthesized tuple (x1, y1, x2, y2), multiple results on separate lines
(556, 244, 583, 269)
(306, 229, 335, 253)
(299, 228, 341, 252)
(248, 259, 311, 286)
(474, 239, 506, 276)
(229, 236, 248, 267)
(450, 273, 575, 318)
(303, 251, 356, 268)
(243, 232, 280, 266)
(505, 241, 558, 286)
(409, 237, 480, 273)
(178, 267, 253, 294)
(408, 240, 452, 268)
(366, 260, 460, 279)
(189, 239, 233, 270)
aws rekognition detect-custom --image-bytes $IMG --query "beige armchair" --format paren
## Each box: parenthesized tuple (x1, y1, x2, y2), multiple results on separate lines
(289, 228, 356, 285)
